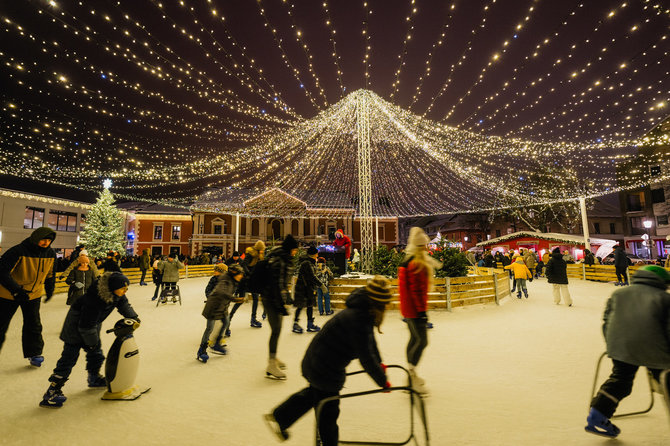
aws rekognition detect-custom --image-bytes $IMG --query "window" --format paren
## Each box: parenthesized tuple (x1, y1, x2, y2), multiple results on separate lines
(609, 223, 616, 234)
(171, 224, 181, 241)
(495, 229, 501, 238)
(377, 225, 385, 242)
(47, 210, 77, 232)
(251, 219, 259, 236)
(630, 217, 644, 229)
(24, 207, 45, 229)
(650, 165, 661, 176)
(627, 193, 642, 212)
(151, 246, 162, 257)
(657, 215, 669, 226)
(593, 223, 600, 234)
(651, 188, 665, 204)
(213, 224, 222, 235)
(80, 214, 86, 230)
(153, 224, 163, 240)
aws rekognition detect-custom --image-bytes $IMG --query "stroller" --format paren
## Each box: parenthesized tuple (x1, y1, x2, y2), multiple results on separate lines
(156, 283, 181, 306)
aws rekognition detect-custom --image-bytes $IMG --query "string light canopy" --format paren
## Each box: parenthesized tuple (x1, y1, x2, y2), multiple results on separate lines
(0, 0, 668, 218)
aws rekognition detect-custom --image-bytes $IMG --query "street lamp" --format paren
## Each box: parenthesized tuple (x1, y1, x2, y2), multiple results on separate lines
(643, 219, 653, 259)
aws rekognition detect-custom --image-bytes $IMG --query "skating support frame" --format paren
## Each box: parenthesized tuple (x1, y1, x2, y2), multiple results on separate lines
(315, 365, 429, 446)
(589, 351, 667, 419)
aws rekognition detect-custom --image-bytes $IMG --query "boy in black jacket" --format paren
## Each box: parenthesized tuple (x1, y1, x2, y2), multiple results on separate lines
(39, 272, 138, 408)
(264, 276, 392, 446)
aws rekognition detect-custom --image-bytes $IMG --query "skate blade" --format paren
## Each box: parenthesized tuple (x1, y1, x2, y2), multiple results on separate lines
(265, 373, 287, 380)
(584, 426, 618, 438)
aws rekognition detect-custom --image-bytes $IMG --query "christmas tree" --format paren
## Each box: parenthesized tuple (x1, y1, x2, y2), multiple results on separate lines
(79, 186, 126, 258)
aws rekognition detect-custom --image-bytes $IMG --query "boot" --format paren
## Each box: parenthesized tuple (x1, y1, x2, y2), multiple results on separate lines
(264, 413, 289, 441)
(29, 355, 44, 367)
(408, 366, 429, 396)
(250, 319, 262, 328)
(210, 343, 227, 355)
(87, 372, 107, 388)
(523, 289, 528, 299)
(306, 319, 320, 332)
(40, 375, 67, 408)
(516, 291, 522, 299)
(585, 408, 620, 438)
(196, 344, 209, 363)
(292, 322, 303, 334)
(276, 358, 287, 370)
(266, 358, 287, 380)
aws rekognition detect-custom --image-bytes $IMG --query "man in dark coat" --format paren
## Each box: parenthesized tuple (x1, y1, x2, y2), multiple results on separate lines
(138, 249, 151, 286)
(292, 246, 326, 334)
(585, 265, 670, 438)
(262, 235, 298, 380)
(265, 276, 392, 445)
(545, 247, 573, 306)
(39, 272, 138, 408)
(613, 245, 630, 286)
(0, 227, 57, 367)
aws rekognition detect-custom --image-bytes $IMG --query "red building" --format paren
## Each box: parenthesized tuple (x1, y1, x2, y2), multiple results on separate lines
(476, 231, 618, 260)
(121, 203, 193, 257)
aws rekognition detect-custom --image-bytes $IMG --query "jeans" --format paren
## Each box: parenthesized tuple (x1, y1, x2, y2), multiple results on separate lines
(273, 385, 340, 446)
(262, 299, 283, 356)
(515, 278, 527, 292)
(317, 288, 331, 314)
(406, 318, 428, 366)
(52, 342, 105, 381)
(200, 315, 229, 346)
(591, 359, 661, 418)
(0, 297, 44, 358)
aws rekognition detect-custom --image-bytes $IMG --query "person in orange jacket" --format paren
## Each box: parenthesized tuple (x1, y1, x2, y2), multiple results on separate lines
(504, 256, 532, 299)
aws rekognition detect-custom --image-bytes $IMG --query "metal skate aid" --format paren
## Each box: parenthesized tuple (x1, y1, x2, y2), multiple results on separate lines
(314, 365, 429, 445)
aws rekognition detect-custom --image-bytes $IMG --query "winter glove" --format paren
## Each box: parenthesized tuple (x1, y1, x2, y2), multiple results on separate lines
(44, 294, 53, 303)
(380, 363, 387, 372)
(13, 289, 30, 302)
(74, 281, 85, 289)
(528, 276, 533, 282)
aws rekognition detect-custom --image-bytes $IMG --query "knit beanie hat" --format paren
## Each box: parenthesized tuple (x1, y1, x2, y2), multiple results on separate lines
(253, 240, 266, 251)
(407, 226, 430, 248)
(307, 246, 319, 256)
(228, 264, 244, 276)
(365, 276, 392, 303)
(282, 234, 298, 251)
(214, 263, 228, 273)
(108, 272, 130, 292)
(232, 251, 240, 257)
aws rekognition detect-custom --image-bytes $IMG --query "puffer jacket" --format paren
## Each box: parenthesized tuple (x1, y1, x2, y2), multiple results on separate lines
(0, 227, 57, 301)
(65, 268, 96, 305)
(293, 256, 323, 308)
(138, 250, 151, 270)
(523, 252, 537, 270)
(263, 246, 295, 309)
(603, 269, 670, 369)
(159, 258, 184, 282)
(202, 272, 238, 320)
(504, 258, 532, 280)
(545, 252, 569, 284)
(59, 272, 138, 347)
(301, 287, 387, 392)
(398, 257, 429, 319)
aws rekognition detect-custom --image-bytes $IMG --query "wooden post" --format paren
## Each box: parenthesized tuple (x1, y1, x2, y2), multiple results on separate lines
(493, 273, 499, 305)
(582, 263, 586, 281)
(234, 212, 240, 252)
(446, 277, 452, 312)
(185, 264, 189, 279)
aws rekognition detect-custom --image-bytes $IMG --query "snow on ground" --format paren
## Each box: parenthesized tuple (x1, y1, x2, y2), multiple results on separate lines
(1, 276, 669, 446)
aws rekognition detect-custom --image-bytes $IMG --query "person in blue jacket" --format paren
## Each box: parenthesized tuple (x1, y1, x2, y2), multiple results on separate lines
(264, 276, 392, 445)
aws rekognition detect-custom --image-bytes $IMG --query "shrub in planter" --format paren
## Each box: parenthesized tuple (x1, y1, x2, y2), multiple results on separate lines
(372, 245, 404, 278)
(430, 240, 469, 278)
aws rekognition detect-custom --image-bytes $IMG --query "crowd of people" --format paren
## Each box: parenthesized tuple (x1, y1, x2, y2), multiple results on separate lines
(0, 227, 669, 443)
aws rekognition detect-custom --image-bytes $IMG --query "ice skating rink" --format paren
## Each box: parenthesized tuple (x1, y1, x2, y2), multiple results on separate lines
(1, 276, 668, 445)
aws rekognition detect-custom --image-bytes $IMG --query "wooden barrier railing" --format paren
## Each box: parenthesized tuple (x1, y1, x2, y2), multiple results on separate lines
(490, 262, 663, 283)
(53, 264, 216, 295)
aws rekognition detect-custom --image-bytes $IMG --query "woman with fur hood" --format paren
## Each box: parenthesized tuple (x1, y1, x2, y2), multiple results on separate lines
(228, 240, 266, 329)
(398, 227, 442, 396)
(39, 272, 138, 408)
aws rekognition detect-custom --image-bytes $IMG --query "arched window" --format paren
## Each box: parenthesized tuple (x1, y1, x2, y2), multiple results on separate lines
(271, 219, 282, 240)
(291, 219, 299, 236)
(251, 219, 259, 236)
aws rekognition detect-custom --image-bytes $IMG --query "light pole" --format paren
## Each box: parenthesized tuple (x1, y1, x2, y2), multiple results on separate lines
(643, 219, 653, 259)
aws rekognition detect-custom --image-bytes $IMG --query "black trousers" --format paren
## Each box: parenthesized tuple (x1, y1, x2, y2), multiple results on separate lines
(273, 385, 340, 446)
(591, 359, 661, 418)
(406, 318, 428, 366)
(139, 269, 147, 283)
(262, 299, 283, 355)
(0, 297, 44, 358)
(615, 267, 628, 284)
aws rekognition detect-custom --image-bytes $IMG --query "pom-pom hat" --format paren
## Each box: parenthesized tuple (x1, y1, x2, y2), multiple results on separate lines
(365, 276, 392, 303)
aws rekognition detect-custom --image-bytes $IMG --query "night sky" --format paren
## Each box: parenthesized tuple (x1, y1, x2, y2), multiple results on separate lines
(0, 0, 668, 208)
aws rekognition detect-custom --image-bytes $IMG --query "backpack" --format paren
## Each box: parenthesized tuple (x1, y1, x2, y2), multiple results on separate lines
(247, 258, 270, 294)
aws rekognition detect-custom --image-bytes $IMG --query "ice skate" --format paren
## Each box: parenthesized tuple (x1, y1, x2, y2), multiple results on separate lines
(409, 367, 429, 396)
(263, 413, 289, 441)
(584, 408, 620, 438)
(29, 355, 44, 367)
(250, 319, 262, 328)
(516, 291, 522, 299)
(225, 328, 231, 338)
(210, 343, 228, 355)
(265, 359, 287, 380)
(87, 372, 107, 388)
(39, 388, 67, 408)
(275, 358, 287, 370)
(292, 322, 303, 334)
(196, 345, 209, 363)
(523, 289, 528, 299)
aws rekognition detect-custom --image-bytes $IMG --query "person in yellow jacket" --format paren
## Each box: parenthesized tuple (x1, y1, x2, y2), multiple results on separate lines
(504, 256, 533, 299)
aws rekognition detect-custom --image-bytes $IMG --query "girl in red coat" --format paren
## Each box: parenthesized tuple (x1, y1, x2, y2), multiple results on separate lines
(398, 227, 442, 396)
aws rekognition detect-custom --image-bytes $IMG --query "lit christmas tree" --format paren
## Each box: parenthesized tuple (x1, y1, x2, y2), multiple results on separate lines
(79, 181, 126, 258)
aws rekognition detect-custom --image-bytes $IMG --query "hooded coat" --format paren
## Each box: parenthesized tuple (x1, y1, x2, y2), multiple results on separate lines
(263, 245, 295, 309)
(545, 251, 569, 284)
(202, 272, 238, 320)
(0, 227, 57, 301)
(504, 257, 532, 280)
(159, 257, 184, 282)
(603, 269, 670, 369)
(293, 256, 323, 308)
(398, 257, 429, 319)
(614, 247, 630, 269)
(59, 272, 138, 348)
(138, 249, 151, 270)
(65, 267, 96, 305)
(301, 287, 387, 392)
(332, 230, 352, 259)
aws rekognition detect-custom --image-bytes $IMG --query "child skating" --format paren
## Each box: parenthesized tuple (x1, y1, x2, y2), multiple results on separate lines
(585, 265, 670, 437)
(504, 256, 532, 298)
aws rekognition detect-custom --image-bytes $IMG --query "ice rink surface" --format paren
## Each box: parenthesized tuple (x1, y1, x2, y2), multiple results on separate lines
(1, 275, 669, 445)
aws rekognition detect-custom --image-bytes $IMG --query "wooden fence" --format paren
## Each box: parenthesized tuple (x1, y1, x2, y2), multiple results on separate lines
(53, 264, 216, 295)
(491, 262, 662, 283)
